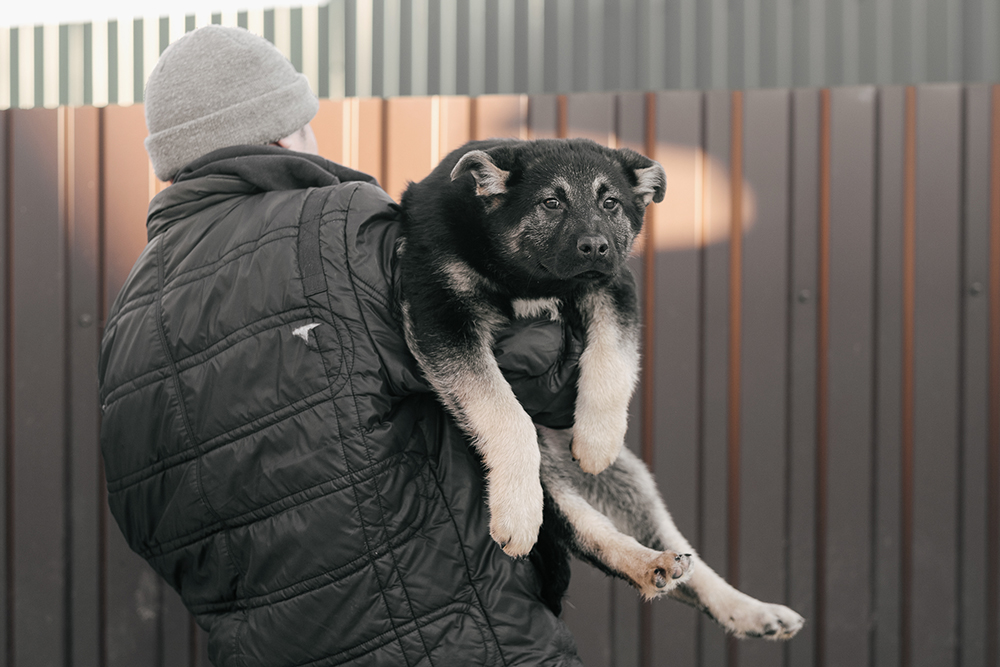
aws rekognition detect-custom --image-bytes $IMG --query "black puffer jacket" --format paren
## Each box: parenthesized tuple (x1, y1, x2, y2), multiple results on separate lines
(99, 146, 584, 666)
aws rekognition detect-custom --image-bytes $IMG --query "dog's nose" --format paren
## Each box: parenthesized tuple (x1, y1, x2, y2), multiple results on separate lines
(577, 235, 610, 259)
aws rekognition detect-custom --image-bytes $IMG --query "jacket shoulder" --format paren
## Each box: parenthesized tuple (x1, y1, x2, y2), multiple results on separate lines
(315, 180, 402, 305)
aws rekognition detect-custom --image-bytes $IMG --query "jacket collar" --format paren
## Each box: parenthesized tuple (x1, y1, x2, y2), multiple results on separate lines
(146, 145, 378, 241)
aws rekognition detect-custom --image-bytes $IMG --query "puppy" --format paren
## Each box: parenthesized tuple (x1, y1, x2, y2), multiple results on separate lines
(399, 138, 804, 639)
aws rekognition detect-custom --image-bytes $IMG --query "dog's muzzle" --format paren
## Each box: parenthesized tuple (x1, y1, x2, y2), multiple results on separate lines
(570, 234, 615, 278)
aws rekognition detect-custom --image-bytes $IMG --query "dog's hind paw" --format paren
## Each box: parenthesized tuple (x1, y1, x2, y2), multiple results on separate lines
(716, 595, 805, 640)
(632, 551, 693, 600)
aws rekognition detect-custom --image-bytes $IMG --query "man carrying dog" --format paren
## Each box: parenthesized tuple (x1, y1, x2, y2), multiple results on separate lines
(99, 25, 584, 665)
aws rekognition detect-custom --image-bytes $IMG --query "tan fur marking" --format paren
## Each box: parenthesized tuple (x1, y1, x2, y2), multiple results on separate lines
(451, 149, 509, 197)
(402, 299, 542, 558)
(572, 291, 640, 474)
(591, 175, 613, 200)
(552, 176, 573, 197)
(633, 165, 665, 205)
(512, 297, 562, 321)
(449, 364, 543, 558)
(441, 260, 490, 296)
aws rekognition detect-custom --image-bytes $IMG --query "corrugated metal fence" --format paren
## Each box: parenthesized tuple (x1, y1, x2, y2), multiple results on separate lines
(1, 85, 998, 667)
(4, 0, 1000, 109)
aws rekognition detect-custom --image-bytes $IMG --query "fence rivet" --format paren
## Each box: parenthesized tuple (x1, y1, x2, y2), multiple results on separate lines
(797, 289, 811, 303)
(78, 313, 94, 327)
(969, 282, 984, 297)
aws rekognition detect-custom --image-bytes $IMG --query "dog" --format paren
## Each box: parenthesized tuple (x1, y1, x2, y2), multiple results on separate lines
(398, 138, 804, 639)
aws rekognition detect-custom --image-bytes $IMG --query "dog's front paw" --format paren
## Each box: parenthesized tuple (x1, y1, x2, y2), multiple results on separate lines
(636, 552, 693, 600)
(570, 427, 624, 475)
(717, 594, 804, 640)
(487, 473, 544, 558)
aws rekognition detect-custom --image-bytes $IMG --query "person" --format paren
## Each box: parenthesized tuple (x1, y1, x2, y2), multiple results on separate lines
(99, 25, 584, 666)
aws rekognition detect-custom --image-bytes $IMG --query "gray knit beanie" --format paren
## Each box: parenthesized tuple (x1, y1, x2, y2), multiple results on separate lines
(144, 25, 319, 181)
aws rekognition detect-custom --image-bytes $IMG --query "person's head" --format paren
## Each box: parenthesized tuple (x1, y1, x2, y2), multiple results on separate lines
(143, 25, 320, 182)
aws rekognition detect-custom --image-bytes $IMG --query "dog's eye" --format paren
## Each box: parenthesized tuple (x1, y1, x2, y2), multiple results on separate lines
(603, 197, 619, 210)
(543, 198, 562, 209)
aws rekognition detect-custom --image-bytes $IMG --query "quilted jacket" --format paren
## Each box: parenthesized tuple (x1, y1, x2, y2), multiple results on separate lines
(99, 146, 584, 666)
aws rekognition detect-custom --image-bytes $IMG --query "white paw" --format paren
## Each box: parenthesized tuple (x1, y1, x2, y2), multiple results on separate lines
(719, 595, 804, 640)
(570, 424, 624, 475)
(487, 472, 544, 558)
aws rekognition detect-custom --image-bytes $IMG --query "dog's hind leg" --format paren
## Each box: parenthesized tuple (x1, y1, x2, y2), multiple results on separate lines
(539, 439, 692, 600)
(661, 556, 805, 640)
(538, 426, 805, 640)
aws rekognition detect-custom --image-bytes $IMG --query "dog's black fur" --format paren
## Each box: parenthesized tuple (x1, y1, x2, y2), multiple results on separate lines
(397, 138, 805, 639)
(400, 139, 649, 315)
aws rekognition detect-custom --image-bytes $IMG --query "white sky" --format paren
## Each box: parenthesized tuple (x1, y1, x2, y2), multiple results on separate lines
(3, 0, 299, 27)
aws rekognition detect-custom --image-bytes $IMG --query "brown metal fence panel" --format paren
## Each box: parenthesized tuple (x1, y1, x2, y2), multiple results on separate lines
(696, 88, 737, 667)
(312, 99, 350, 166)
(875, 84, 907, 667)
(991, 85, 1000, 667)
(647, 89, 702, 667)
(787, 86, 821, 667)
(439, 97, 473, 153)
(0, 108, 6, 666)
(68, 105, 103, 667)
(912, 84, 964, 667)
(10, 107, 68, 667)
(737, 88, 792, 667)
(1, 86, 998, 667)
(527, 94, 560, 140)
(383, 96, 435, 201)
(355, 98, 384, 188)
(962, 83, 994, 667)
(824, 86, 878, 667)
(473, 95, 527, 141)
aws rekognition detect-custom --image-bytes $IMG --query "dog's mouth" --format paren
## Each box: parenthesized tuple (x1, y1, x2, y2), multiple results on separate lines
(536, 262, 613, 282)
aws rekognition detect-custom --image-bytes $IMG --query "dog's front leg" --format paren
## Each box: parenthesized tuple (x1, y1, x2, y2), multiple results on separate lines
(402, 304, 543, 557)
(571, 288, 640, 474)
(449, 359, 544, 557)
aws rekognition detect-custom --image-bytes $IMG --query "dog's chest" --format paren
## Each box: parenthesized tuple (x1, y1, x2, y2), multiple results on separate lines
(511, 297, 563, 322)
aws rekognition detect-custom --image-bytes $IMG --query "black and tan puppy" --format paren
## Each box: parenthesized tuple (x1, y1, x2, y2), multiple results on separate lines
(400, 138, 657, 556)
(399, 138, 804, 638)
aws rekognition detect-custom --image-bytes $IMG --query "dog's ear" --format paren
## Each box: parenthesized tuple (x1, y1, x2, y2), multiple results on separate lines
(451, 150, 510, 197)
(616, 148, 666, 206)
